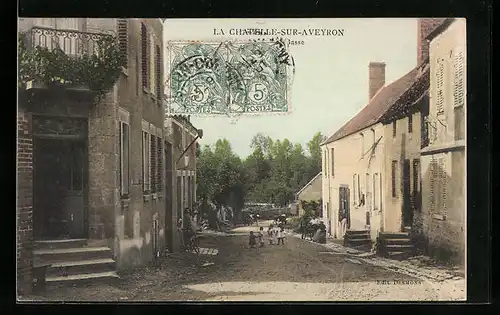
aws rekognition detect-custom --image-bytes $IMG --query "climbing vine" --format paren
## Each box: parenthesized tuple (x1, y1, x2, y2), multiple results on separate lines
(18, 32, 124, 99)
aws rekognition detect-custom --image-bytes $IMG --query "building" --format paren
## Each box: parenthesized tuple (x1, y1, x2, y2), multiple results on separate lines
(164, 114, 201, 252)
(295, 172, 322, 217)
(377, 18, 446, 236)
(420, 18, 466, 265)
(17, 18, 168, 295)
(321, 61, 423, 241)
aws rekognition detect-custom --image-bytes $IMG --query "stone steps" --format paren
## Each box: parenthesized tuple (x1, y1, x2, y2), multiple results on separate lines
(377, 232, 415, 259)
(344, 230, 372, 251)
(33, 239, 119, 289)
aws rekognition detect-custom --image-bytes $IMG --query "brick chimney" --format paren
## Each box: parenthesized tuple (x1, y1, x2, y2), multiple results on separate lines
(417, 18, 448, 64)
(369, 62, 386, 100)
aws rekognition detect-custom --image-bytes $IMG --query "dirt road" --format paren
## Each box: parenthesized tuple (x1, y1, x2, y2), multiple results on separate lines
(22, 222, 465, 302)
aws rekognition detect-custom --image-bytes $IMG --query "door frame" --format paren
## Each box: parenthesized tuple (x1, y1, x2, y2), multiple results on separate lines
(31, 114, 89, 240)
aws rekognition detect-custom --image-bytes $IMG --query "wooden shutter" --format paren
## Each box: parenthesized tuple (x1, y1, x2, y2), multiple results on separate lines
(439, 157, 447, 216)
(453, 50, 465, 108)
(150, 135, 157, 192)
(141, 23, 149, 89)
(429, 158, 437, 213)
(157, 136, 163, 192)
(391, 161, 397, 197)
(436, 58, 445, 115)
(117, 19, 128, 68)
(155, 45, 162, 103)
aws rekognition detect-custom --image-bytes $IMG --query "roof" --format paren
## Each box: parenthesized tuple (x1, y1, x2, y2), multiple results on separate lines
(426, 18, 456, 41)
(322, 66, 421, 145)
(166, 114, 198, 133)
(295, 172, 322, 196)
(379, 62, 430, 123)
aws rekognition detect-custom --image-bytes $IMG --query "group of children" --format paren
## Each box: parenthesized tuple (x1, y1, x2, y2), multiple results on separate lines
(249, 224, 286, 248)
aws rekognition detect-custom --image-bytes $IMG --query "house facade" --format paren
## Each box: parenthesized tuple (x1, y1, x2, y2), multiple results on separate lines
(17, 18, 169, 295)
(295, 172, 322, 216)
(378, 19, 446, 236)
(420, 18, 466, 264)
(321, 62, 422, 241)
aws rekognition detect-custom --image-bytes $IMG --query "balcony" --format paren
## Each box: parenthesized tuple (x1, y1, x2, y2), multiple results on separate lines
(18, 26, 123, 97)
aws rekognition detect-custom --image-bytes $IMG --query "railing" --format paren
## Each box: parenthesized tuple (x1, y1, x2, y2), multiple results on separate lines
(23, 26, 113, 57)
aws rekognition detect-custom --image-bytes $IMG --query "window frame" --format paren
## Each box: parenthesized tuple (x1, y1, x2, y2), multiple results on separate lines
(119, 121, 130, 197)
(142, 130, 151, 194)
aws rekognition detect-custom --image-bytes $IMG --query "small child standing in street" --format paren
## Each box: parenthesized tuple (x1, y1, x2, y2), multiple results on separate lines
(277, 226, 285, 245)
(249, 231, 257, 248)
(267, 225, 274, 245)
(258, 226, 265, 247)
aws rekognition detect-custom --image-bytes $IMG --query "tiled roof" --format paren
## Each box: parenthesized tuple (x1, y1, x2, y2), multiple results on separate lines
(380, 62, 430, 123)
(165, 114, 198, 132)
(426, 18, 455, 41)
(322, 66, 421, 145)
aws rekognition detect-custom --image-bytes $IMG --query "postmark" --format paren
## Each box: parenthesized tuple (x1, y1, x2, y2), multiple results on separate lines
(166, 39, 295, 116)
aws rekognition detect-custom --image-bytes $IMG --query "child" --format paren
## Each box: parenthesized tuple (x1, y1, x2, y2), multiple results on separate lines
(272, 226, 278, 245)
(277, 226, 285, 245)
(249, 231, 257, 248)
(267, 225, 274, 245)
(258, 227, 265, 247)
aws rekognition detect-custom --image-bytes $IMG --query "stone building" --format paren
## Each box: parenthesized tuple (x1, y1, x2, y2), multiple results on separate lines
(420, 18, 466, 265)
(17, 18, 169, 295)
(164, 114, 201, 253)
(321, 61, 421, 242)
(295, 172, 322, 217)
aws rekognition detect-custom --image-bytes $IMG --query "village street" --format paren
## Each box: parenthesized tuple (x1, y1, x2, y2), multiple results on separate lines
(25, 220, 465, 302)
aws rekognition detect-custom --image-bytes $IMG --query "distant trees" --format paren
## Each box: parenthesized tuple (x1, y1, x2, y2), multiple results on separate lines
(196, 132, 326, 219)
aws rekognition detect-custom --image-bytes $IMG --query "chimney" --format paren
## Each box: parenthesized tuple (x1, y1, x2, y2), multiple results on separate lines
(369, 62, 386, 100)
(417, 18, 448, 64)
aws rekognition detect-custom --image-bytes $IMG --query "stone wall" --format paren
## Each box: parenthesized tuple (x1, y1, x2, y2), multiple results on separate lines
(17, 109, 33, 296)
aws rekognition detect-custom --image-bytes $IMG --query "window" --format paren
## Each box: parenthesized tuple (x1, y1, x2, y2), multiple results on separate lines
(141, 22, 149, 89)
(142, 131, 151, 193)
(365, 173, 370, 209)
(330, 148, 334, 177)
(436, 57, 445, 116)
(149, 33, 156, 95)
(392, 121, 397, 138)
(391, 160, 397, 198)
(453, 50, 465, 108)
(379, 174, 383, 210)
(323, 151, 327, 177)
(360, 133, 364, 158)
(117, 19, 128, 68)
(408, 114, 413, 133)
(357, 174, 361, 203)
(156, 137, 163, 192)
(412, 159, 420, 194)
(439, 157, 448, 215)
(120, 122, 130, 196)
(155, 45, 162, 103)
(150, 135, 157, 192)
(353, 174, 357, 205)
(373, 173, 379, 210)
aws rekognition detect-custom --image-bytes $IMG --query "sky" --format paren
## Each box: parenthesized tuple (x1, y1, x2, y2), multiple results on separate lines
(163, 18, 418, 158)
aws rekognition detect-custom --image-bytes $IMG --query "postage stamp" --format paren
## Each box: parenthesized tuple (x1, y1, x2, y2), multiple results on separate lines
(166, 39, 295, 115)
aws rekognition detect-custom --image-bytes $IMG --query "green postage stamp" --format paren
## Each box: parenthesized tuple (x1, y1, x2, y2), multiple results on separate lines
(166, 39, 295, 115)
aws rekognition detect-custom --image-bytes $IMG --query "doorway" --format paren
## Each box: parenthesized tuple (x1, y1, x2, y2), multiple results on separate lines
(339, 186, 351, 229)
(402, 159, 413, 231)
(33, 138, 87, 240)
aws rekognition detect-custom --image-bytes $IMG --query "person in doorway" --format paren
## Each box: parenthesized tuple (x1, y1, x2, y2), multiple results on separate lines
(339, 214, 348, 238)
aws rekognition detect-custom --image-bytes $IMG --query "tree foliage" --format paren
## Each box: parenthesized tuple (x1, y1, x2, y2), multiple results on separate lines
(197, 132, 325, 218)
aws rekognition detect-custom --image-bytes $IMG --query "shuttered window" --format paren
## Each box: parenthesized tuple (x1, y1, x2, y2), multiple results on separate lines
(330, 148, 334, 177)
(439, 157, 447, 216)
(150, 135, 157, 192)
(392, 121, 397, 138)
(155, 45, 162, 104)
(453, 50, 465, 108)
(412, 159, 420, 194)
(156, 136, 163, 192)
(142, 131, 151, 193)
(141, 23, 149, 89)
(391, 160, 397, 198)
(408, 114, 413, 133)
(436, 57, 445, 116)
(117, 19, 128, 68)
(120, 122, 130, 196)
(429, 158, 437, 214)
(149, 33, 156, 95)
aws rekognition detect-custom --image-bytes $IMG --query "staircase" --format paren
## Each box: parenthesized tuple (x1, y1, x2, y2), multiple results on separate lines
(33, 239, 119, 288)
(377, 232, 415, 260)
(343, 230, 372, 251)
